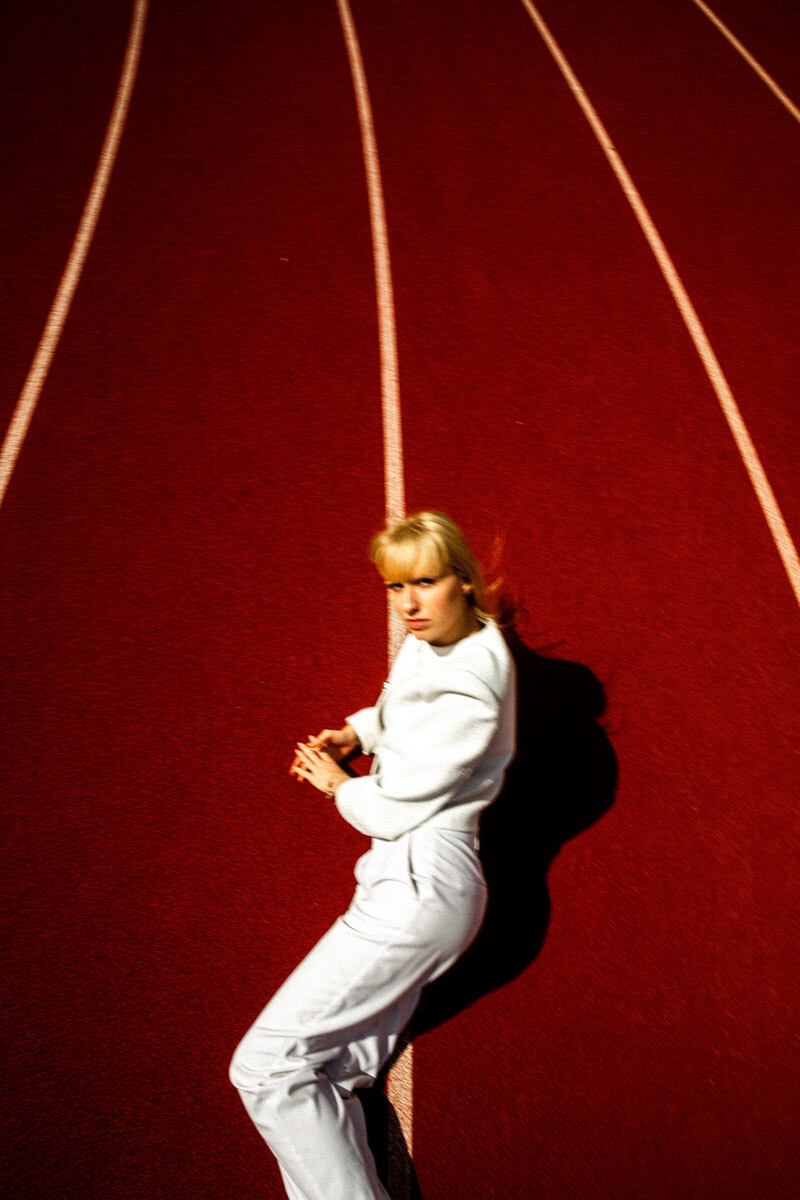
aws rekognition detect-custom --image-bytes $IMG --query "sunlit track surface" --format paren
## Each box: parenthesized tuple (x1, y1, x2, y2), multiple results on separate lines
(2, 1, 799, 1198)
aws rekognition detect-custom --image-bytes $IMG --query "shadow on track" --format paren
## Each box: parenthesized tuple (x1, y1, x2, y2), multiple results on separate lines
(362, 623, 618, 1197)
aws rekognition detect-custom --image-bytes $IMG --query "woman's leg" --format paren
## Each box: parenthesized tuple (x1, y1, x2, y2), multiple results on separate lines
(229, 832, 486, 1200)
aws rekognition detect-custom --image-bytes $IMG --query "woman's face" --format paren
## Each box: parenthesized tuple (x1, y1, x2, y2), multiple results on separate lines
(384, 565, 478, 646)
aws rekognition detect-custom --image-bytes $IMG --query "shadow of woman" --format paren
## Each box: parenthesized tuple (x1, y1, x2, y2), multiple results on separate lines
(413, 625, 618, 1032)
(362, 625, 618, 1196)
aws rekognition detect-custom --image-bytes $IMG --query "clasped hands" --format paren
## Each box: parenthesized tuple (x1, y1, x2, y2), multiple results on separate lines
(290, 724, 360, 798)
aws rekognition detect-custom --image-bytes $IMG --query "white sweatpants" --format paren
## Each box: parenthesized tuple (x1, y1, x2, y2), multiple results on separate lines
(229, 826, 488, 1200)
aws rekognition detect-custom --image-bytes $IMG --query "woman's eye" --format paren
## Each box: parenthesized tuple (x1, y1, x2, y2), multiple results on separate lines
(418, 578, 436, 587)
(386, 582, 403, 592)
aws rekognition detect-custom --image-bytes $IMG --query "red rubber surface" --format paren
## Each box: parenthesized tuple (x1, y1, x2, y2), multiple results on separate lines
(2, 2, 798, 1197)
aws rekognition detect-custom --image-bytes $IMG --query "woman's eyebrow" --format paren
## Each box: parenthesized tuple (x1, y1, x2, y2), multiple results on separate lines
(384, 574, 439, 586)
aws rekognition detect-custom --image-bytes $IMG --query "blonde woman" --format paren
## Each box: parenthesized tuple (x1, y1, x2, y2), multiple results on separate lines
(230, 511, 516, 1200)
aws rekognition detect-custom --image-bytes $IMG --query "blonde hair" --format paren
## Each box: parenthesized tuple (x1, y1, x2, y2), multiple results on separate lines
(370, 510, 496, 625)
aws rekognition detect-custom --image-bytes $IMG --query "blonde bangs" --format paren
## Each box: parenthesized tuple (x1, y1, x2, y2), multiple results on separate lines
(371, 530, 447, 582)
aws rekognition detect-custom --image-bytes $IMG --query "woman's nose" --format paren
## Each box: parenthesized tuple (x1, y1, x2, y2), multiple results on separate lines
(402, 587, 418, 612)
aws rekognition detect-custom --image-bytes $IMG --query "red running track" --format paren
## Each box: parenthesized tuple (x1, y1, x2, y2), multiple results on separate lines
(2, 2, 798, 1198)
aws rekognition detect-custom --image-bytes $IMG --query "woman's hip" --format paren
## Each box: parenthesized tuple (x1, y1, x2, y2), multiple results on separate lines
(346, 827, 487, 966)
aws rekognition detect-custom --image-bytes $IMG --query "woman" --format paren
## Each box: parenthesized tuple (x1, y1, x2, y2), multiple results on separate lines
(229, 510, 516, 1200)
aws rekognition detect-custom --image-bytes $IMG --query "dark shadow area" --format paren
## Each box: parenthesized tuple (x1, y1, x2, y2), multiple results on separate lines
(412, 623, 618, 1034)
(360, 623, 618, 1195)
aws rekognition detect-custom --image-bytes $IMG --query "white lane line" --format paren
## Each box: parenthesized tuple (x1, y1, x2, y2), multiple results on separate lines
(336, 0, 406, 527)
(0, 0, 149, 510)
(335, 0, 411, 1186)
(519, 0, 800, 609)
(691, 0, 800, 127)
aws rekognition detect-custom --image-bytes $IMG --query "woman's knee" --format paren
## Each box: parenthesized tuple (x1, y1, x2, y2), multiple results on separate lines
(229, 1021, 313, 1098)
(228, 1034, 252, 1092)
(229, 1027, 280, 1094)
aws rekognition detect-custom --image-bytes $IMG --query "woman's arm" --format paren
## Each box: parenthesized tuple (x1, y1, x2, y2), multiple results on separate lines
(341, 706, 380, 757)
(334, 665, 513, 840)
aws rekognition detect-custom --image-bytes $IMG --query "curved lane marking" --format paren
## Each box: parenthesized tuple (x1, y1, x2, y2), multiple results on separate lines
(692, 0, 800, 126)
(336, 0, 411, 1189)
(336, 0, 406, 527)
(519, 0, 800, 608)
(0, 0, 150, 509)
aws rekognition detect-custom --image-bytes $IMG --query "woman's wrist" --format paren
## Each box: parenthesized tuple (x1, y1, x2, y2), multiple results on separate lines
(342, 723, 360, 751)
(326, 770, 349, 799)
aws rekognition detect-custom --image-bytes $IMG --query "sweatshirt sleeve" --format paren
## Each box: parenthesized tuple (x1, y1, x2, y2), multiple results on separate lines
(335, 666, 501, 840)
(344, 635, 414, 757)
(345, 705, 380, 757)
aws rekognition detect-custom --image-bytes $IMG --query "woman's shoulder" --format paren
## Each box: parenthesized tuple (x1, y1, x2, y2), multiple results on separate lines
(394, 621, 513, 694)
(450, 620, 514, 691)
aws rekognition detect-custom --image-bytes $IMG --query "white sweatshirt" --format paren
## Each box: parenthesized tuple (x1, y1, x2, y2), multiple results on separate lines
(335, 620, 516, 841)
